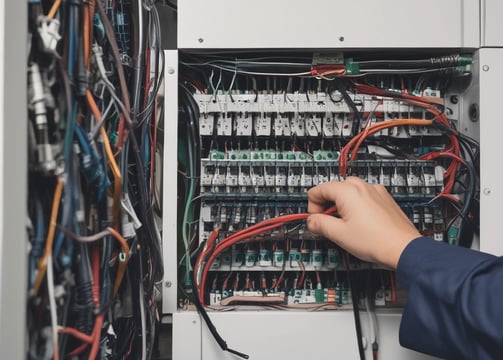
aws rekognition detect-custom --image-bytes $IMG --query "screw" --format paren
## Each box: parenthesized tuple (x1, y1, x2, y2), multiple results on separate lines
(483, 188, 491, 196)
(338, 36, 345, 42)
(483, 65, 490, 72)
(165, 281, 172, 288)
(198, 38, 204, 43)
(450, 95, 458, 104)
(167, 67, 175, 75)
(192, 320, 197, 324)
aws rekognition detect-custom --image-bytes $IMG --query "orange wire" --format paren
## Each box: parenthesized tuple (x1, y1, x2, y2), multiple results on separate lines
(106, 227, 131, 296)
(339, 119, 434, 176)
(58, 327, 93, 343)
(351, 119, 434, 161)
(86, 90, 122, 229)
(83, 3, 90, 68)
(47, 0, 62, 19)
(33, 176, 64, 294)
(64, 247, 105, 358)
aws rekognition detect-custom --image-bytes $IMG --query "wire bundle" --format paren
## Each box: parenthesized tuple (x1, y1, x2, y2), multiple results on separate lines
(179, 51, 479, 360)
(27, 1, 164, 359)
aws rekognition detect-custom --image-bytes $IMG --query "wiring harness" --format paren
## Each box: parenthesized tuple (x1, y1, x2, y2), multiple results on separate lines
(27, 1, 164, 359)
(179, 51, 480, 360)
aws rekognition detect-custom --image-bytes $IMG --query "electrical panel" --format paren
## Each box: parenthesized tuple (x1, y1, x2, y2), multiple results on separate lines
(6, 0, 502, 359)
(170, 48, 480, 360)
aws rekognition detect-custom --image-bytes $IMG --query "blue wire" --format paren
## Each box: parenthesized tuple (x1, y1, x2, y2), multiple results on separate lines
(75, 125, 92, 155)
(55, 105, 77, 261)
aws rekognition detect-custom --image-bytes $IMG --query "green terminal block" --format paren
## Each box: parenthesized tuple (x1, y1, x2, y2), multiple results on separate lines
(313, 150, 339, 161)
(315, 283, 324, 303)
(447, 225, 460, 246)
(345, 58, 360, 75)
(210, 150, 225, 160)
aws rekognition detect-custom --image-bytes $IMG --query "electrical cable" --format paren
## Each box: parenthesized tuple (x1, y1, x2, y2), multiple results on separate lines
(86, 90, 122, 229)
(47, 254, 60, 360)
(191, 272, 250, 359)
(33, 176, 64, 295)
(344, 253, 366, 360)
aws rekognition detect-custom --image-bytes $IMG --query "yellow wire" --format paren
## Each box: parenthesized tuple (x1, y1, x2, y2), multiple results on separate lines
(33, 176, 64, 295)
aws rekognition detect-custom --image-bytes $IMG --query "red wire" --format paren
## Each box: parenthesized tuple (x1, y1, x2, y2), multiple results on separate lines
(88, 247, 102, 360)
(198, 207, 337, 304)
(67, 247, 102, 357)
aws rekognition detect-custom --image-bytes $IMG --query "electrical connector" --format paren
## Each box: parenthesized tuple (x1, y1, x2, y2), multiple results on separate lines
(345, 58, 360, 75)
(37, 17, 61, 52)
(29, 63, 56, 173)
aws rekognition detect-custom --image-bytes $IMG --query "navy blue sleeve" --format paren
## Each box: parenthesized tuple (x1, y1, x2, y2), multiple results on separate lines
(397, 236, 503, 360)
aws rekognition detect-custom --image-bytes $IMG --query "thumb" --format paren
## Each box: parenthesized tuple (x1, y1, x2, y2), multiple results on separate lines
(307, 214, 345, 244)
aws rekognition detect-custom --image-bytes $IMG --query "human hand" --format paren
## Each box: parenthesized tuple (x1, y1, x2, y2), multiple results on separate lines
(306, 177, 421, 269)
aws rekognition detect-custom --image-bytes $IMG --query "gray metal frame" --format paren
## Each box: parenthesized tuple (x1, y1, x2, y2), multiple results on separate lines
(0, 1, 27, 358)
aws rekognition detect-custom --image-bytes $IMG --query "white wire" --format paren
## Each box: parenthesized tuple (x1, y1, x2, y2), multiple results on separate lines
(139, 281, 147, 360)
(364, 294, 379, 345)
(209, 64, 312, 77)
(47, 254, 59, 359)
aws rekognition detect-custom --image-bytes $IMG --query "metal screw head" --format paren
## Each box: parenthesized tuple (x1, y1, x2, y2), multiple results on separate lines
(483, 188, 491, 195)
(483, 65, 490, 72)
(165, 281, 172, 288)
(338, 36, 345, 42)
(198, 38, 204, 43)
(167, 67, 175, 75)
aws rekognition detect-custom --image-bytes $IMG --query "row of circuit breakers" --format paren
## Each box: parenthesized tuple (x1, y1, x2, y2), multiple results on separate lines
(184, 84, 461, 308)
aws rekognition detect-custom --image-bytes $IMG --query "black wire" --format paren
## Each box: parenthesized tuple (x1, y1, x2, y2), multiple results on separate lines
(344, 253, 366, 360)
(333, 79, 361, 137)
(129, 131, 164, 283)
(191, 272, 250, 359)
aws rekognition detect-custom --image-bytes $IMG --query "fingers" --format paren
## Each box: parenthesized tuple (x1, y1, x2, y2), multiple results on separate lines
(307, 177, 364, 213)
(306, 213, 344, 243)
(307, 182, 336, 213)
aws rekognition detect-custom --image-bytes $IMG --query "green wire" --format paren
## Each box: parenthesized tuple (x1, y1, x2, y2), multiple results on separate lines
(181, 148, 196, 285)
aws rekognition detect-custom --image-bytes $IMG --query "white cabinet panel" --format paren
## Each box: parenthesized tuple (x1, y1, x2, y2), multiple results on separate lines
(179, 0, 479, 49)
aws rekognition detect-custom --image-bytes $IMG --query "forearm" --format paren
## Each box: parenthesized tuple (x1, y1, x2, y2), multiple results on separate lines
(397, 237, 503, 360)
